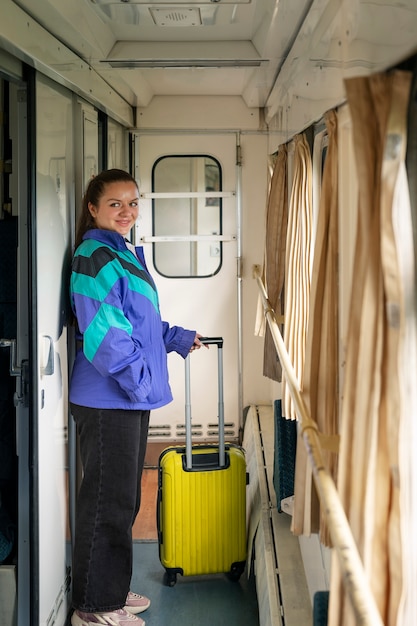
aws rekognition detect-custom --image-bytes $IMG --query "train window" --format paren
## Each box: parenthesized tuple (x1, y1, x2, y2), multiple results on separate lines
(151, 155, 222, 277)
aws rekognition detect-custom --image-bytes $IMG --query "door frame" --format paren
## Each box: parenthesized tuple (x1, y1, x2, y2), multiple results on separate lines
(8, 66, 33, 626)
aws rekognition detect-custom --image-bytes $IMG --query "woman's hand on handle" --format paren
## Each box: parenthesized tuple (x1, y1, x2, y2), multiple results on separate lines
(189, 333, 209, 352)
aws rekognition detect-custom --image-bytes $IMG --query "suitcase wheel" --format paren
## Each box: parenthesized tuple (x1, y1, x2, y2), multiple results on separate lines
(163, 570, 178, 587)
(227, 561, 245, 582)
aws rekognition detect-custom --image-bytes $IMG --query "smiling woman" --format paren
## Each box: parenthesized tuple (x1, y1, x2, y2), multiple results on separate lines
(87, 181, 139, 236)
(74, 170, 140, 248)
(68, 168, 205, 626)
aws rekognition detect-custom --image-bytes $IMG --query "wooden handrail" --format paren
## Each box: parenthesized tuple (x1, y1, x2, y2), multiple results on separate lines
(253, 265, 383, 626)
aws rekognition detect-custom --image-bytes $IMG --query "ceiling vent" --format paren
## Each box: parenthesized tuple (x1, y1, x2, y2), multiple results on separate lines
(105, 59, 263, 67)
(149, 7, 202, 26)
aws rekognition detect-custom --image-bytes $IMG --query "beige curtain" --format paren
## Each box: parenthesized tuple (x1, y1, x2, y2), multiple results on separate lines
(262, 145, 288, 382)
(292, 111, 339, 544)
(282, 134, 313, 421)
(396, 164, 417, 626)
(398, 68, 417, 626)
(329, 70, 412, 626)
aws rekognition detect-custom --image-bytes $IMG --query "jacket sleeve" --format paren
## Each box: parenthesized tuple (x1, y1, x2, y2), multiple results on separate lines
(162, 321, 196, 358)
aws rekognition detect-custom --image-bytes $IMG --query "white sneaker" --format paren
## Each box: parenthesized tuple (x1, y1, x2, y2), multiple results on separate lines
(124, 591, 151, 614)
(71, 608, 145, 626)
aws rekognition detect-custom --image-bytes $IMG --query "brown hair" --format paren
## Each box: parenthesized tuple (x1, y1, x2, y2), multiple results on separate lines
(74, 169, 138, 249)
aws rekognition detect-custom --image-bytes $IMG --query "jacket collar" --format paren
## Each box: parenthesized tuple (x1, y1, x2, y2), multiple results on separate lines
(83, 228, 128, 251)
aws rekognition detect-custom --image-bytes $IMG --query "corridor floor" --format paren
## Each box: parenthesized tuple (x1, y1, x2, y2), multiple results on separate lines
(131, 468, 259, 625)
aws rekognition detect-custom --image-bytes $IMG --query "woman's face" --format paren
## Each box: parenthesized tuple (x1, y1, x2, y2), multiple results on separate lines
(88, 181, 139, 236)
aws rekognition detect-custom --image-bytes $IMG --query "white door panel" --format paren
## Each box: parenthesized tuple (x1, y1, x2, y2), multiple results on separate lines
(134, 133, 240, 441)
(35, 76, 73, 626)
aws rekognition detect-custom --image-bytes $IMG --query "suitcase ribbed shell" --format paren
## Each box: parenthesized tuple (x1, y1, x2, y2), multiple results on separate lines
(158, 444, 247, 577)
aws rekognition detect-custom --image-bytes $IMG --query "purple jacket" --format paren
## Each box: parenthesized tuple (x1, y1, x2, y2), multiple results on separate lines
(69, 229, 195, 409)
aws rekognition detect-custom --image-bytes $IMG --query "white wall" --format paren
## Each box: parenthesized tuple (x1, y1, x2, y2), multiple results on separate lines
(240, 131, 281, 407)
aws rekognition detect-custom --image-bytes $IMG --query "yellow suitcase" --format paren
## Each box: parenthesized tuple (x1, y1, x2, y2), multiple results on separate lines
(157, 338, 247, 586)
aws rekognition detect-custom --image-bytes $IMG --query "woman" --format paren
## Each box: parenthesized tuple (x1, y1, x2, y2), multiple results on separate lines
(69, 169, 205, 626)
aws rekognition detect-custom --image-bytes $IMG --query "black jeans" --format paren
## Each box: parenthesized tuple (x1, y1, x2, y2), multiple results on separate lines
(70, 404, 150, 612)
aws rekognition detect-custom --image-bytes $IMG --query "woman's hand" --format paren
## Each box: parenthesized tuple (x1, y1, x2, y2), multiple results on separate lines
(189, 333, 209, 352)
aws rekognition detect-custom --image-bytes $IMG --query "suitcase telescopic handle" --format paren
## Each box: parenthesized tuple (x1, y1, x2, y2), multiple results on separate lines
(185, 337, 225, 469)
(199, 336, 223, 347)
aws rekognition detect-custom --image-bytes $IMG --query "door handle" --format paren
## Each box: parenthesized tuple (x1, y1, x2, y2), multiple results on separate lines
(41, 335, 55, 376)
(0, 338, 28, 406)
(0, 338, 21, 376)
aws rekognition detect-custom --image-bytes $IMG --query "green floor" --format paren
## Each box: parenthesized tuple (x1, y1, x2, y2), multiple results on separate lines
(131, 541, 259, 625)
